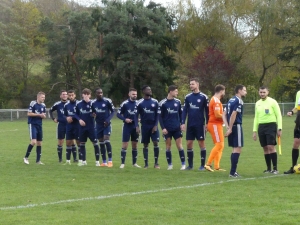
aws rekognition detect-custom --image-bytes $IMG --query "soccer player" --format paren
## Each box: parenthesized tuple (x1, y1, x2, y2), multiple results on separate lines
(91, 88, 115, 167)
(117, 88, 141, 168)
(49, 90, 68, 163)
(223, 85, 247, 178)
(182, 78, 209, 170)
(158, 85, 186, 170)
(252, 86, 282, 174)
(204, 84, 226, 172)
(23, 92, 46, 165)
(74, 88, 100, 166)
(135, 85, 160, 169)
(284, 91, 300, 174)
(63, 90, 80, 164)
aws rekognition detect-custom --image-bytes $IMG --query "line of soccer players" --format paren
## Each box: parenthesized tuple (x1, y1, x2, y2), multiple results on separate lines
(23, 79, 253, 177)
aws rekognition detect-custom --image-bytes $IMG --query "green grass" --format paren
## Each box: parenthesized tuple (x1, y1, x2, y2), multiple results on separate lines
(0, 116, 298, 224)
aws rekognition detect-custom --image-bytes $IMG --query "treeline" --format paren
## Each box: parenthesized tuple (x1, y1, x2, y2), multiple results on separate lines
(1, 0, 300, 108)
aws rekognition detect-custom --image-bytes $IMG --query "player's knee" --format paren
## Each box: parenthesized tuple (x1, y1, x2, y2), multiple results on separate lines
(216, 142, 224, 150)
(153, 141, 158, 147)
(30, 140, 37, 146)
(80, 142, 86, 146)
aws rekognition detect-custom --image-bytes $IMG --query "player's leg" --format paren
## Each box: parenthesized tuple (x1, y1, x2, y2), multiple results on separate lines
(24, 124, 37, 164)
(71, 124, 79, 162)
(78, 129, 88, 166)
(196, 125, 207, 170)
(151, 129, 160, 168)
(120, 124, 130, 168)
(284, 128, 300, 174)
(141, 126, 151, 168)
(265, 124, 278, 174)
(56, 123, 66, 163)
(205, 123, 220, 172)
(65, 139, 73, 165)
(97, 125, 107, 166)
(104, 125, 113, 167)
(229, 124, 243, 177)
(164, 133, 173, 170)
(185, 126, 195, 169)
(173, 131, 185, 170)
(131, 127, 140, 167)
(36, 126, 44, 165)
(88, 129, 100, 166)
(212, 125, 225, 171)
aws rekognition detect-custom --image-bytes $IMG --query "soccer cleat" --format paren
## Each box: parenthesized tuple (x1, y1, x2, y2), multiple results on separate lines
(270, 170, 279, 174)
(73, 159, 78, 163)
(185, 166, 193, 170)
(133, 164, 141, 168)
(64, 160, 71, 165)
(59, 160, 62, 163)
(120, 164, 125, 169)
(144, 165, 148, 169)
(77, 162, 83, 166)
(284, 167, 294, 174)
(263, 170, 271, 173)
(154, 164, 160, 169)
(100, 163, 108, 167)
(198, 165, 205, 171)
(23, 158, 29, 165)
(167, 165, 173, 170)
(107, 161, 113, 167)
(36, 161, 45, 165)
(82, 161, 87, 166)
(229, 172, 240, 178)
(215, 168, 226, 172)
(204, 165, 214, 172)
(180, 165, 186, 170)
(95, 161, 100, 167)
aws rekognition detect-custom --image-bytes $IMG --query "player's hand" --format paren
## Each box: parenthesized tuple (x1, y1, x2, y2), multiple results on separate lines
(104, 121, 109, 127)
(136, 127, 140, 134)
(252, 132, 257, 141)
(125, 118, 132, 123)
(162, 129, 168, 135)
(92, 113, 96, 118)
(205, 125, 208, 132)
(225, 128, 232, 137)
(152, 126, 157, 133)
(79, 119, 86, 126)
(40, 113, 46, 119)
(277, 130, 282, 137)
(287, 111, 293, 117)
(181, 124, 186, 132)
(66, 117, 73, 123)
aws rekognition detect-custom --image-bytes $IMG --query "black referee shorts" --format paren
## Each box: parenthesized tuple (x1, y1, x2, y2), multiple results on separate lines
(258, 122, 277, 147)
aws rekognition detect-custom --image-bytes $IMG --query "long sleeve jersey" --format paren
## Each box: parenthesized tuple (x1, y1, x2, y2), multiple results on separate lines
(224, 96, 244, 124)
(182, 92, 209, 127)
(253, 97, 282, 132)
(64, 100, 79, 125)
(158, 98, 182, 131)
(117, 99, 136, 123)
(91, 97, 115, 125)
(134, 98, 159, 127)
(75, 100, 94, 129)
(27, 101, 46, 125)
(49, 101, 67, 123)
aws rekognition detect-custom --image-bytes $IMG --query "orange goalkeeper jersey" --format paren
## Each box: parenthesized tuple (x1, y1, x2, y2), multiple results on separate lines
(208, 96, 223, 124)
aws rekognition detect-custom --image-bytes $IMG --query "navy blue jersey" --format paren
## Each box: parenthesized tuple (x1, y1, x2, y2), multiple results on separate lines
(75, 100, 94, 129)
(117, 99, 136, 122)
(225, 95, 244, 124)
(158, 98, 182, 131)
(182, 92, 209, 127)
(49, 101, 67, 123)
(64, 100, 79, 124)
(27, 101, 46, 125)
(134, 98, 159, 127)
(91, 98, 115, 124)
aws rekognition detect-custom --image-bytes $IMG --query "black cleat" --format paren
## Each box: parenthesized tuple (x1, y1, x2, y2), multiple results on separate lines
(284, 167, 294, 174)
(73, 159, 78, 163)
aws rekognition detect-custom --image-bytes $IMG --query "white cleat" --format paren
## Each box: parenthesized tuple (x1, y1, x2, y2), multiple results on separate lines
(96, 161, 100, 166)
(36, 161, 45, 165)
(82, 161, 87, 166)
(133, 164, 141, 168)
(120, 164, 125, 169)
(167, 165, 173, 170)
(64, 160, 71, 165)
(23, 158, 29, 165)
(180, 165, 186, 170)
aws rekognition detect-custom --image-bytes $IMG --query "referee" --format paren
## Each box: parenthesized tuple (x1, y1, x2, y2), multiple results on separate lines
(252, 86, 282, 174)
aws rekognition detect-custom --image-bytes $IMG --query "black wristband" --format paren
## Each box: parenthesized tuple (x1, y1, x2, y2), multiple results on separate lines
(289, 111, 294, 115)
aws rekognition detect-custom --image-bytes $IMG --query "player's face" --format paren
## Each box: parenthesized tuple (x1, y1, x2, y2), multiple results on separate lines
(37, 94, 45, 103)
(240, 87, 247, 97)
(143, 87, 152, 96)
(189, 81, 199, 92)
(259, 88, 268, 99)
(68, 92, 76, 101)
(129, 91, 137, 101)
(220, 89, 225, 98)
(170, 89, 178, 98)
(60, 92, 68, 101)
(82, 93, 91, 101)
(96, 89, 103, 100)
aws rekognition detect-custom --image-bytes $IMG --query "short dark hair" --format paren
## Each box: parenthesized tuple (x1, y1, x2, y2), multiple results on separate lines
(67, 90, 75, 94)
(189, 78, 199, 83)
(234, 85, 245, 94)
(215, 84, 225, 93)
(168, 85, 178, 93)
(129, 88, 137, 92)
(82, 88, 91, 95)
(60, 90, 67, 94)
(95, 87, 102, 92)
(259, 86, 268, 90)
(141, 85, 150, 91)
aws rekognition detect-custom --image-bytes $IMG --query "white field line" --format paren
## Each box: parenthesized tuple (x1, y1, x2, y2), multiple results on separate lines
(0, 129, 18, 133)
(0, 174, 284, 211)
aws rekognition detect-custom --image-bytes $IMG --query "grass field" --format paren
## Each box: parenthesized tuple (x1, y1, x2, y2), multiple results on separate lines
(0, 116, 298, 225)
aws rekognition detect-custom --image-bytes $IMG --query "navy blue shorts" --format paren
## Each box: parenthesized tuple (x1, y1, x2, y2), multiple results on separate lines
(79, 127, 97, 143)
(186, 125, 205, 140)
(258, 123, 277, 147)
(66, 123, 79, 140)
(29, 124, 43, 141)
(122, 124, 139, 142)
(228, 124, 243, 147)
(163, 129, 182, 141)
(141, 126, 160, 144)
(56, 122, 67, 140)
(294, 127, 300, 139)
(96, 124, 111, 139)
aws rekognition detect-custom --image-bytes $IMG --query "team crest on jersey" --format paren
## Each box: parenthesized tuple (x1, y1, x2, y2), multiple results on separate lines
(102, 104, 106, 107)
(174, 103, 178, 107)
(197, 99, 201, 102)
(151, 104, 155, 107)
(87, 105, 90, 108)
(41, 108, 44, 111)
